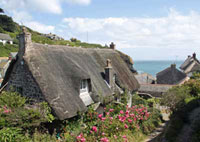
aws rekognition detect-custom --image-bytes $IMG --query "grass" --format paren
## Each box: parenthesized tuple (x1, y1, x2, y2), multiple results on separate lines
(0, 43, 18, 57)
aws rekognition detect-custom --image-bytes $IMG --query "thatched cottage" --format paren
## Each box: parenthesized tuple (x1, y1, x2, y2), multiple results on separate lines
(180, 53, 200, 77)
(156, 64, 188, 85)
(0, 33, 13, 45)
(1, 28, 139, 120)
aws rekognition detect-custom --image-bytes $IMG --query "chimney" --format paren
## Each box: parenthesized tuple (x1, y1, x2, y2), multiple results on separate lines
(105, 59, 113, 88)
(110, 42, 116, 50)
(171, 64, 176, 70)
(18, 27, 32, 59)
(193, 53, 196, 59)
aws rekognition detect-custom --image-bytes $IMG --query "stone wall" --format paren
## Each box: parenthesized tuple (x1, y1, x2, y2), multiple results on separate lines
(7, 60, 44, 102)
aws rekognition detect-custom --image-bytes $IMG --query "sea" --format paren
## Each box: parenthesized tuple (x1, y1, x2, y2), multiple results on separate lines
(134, 60, 184, 77)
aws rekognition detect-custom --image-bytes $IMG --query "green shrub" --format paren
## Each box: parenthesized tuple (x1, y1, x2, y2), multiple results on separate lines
(0, 91, 54, 128)
(0, 127, 30, 142)
(161, 86, 190, 111)
(132, 94, 148, 106)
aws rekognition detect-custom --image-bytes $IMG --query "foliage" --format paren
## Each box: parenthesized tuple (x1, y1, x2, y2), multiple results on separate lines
(0, 91, 55, 129)
(0, 8, 4, 13)
(0, 91, 55, 142)
(0, 15, 16, 32)
(0, 127, 30, 142)
(60, 95, 162, 142)
(0, 43, 19, 57)
(191, 72, 200, 80)
(28, 28, 107, 48)
(161, 77, 200, 142)
(132, 94, 148, 106)
(183, 79, 200, 97)
(161, 85, 191, 111)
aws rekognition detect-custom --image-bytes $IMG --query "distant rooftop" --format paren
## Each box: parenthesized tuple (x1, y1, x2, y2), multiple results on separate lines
(0, 33, 13, 41)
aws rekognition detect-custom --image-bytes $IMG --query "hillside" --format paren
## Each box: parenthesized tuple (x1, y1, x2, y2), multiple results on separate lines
(0, 10, 107, 57)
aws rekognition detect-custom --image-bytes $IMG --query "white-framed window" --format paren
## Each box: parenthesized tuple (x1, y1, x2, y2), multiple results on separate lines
(80, 79, 88, 93)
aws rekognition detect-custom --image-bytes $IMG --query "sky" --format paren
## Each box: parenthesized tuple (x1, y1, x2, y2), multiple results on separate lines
(1, 0, 200, 60)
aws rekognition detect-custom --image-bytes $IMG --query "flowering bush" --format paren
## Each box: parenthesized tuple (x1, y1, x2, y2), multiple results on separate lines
(62, 103, 161, 142)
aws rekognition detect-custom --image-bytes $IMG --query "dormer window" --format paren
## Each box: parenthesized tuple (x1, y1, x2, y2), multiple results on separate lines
(79, 79, 94, 106)
(80, 79, 89, 93)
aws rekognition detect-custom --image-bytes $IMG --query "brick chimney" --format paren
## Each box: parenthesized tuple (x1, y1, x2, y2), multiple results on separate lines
(110, 42, 115, 50)
(18, 27, 32, 59)
(105, 59, 113, 88)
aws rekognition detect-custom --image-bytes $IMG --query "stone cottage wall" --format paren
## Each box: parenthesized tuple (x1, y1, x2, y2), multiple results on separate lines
(7, 60, 44, 102)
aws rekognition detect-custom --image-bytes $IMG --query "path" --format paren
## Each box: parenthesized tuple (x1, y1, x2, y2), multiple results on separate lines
(143, 106, 170, 142)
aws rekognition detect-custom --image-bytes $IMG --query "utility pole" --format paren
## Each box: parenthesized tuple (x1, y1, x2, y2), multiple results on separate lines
(87, 31, 88, 42)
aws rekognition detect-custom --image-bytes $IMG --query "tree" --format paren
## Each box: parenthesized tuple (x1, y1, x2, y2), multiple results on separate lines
(0, 8, 4, 13)
(0, 15, 16, 32)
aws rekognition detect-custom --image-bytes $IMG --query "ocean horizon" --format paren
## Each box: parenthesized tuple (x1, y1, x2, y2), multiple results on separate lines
(133, 60, 184, 77)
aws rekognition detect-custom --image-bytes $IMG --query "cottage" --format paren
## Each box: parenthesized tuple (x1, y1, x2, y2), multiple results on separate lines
(1, 28, 139, 120)
(135, 73, 156, 84)
(0, 33, 13, 45)
(156, 64, 188, 85)
(43, 33, 64, 40)
(180, 53, 200, 77)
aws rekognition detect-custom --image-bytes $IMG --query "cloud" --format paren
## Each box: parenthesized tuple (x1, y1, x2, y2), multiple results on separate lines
(62, 9, 200, 48)
(65, 0, 91, 5)
(0, 0, 91, 15)
(24, 21, 55, 34)
(61, 9, 200, 60)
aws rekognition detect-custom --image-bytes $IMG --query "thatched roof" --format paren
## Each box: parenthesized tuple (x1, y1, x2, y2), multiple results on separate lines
(12, 42, 138, 120)
(180, 54, 200, 73)
(134, 73, 155, 84)
(156, 64, 187, 85)
(138, 84, 174, 97)
(0, 33, 13, 41)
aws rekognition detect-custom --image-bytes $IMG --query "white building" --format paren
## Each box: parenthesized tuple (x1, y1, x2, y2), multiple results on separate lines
(0, 33, 13, 45)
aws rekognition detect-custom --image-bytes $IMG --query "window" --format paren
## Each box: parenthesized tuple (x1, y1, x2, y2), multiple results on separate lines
(80, 79, 88, 93)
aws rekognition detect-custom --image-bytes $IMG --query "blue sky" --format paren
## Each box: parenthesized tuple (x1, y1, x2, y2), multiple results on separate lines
(1, 0, 200, 60)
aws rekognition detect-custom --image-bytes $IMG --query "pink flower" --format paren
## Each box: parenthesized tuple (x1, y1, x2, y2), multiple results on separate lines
(124, 124, 128, 129)
(125, 110, 129, 115)
(109, 109, 114, 112)
(92, 126, 97, 132)
(101, 137, 109, 142)
(128, 119, 132, 123)
(98, 114, 103, 119)
(81, 137, 86, 142)
(122, 135, 127, 139)
(102, 132, 105, 136)
(109, 117, 113, 120)
(101, 117, 106, 121)
(106, 112, 110, 115)
(120, 110, 124, 114)
(114, 135, 117, 139)
(77, 134, 82, 140)
(3, 109, 11, 113)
